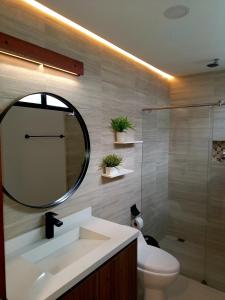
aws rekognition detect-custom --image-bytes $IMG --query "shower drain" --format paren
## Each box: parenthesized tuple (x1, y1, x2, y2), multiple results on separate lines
(177, 238, 186, 242)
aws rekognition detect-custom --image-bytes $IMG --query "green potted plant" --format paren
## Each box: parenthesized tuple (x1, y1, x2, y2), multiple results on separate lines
(101, 154, 123, 176)
(111, 116, 135, 143)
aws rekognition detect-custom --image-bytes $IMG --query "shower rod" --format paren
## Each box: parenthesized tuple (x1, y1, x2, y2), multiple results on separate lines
(142, 100, 225, 111)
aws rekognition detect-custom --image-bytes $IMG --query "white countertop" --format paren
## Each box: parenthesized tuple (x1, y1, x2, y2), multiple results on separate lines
(5, 207, 138, 300)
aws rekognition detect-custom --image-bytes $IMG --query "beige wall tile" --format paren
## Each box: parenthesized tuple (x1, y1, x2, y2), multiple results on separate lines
(0, 0, 169, 240)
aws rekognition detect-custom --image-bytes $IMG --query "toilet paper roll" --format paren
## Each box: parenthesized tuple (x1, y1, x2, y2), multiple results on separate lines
(131, 216, 144, 230)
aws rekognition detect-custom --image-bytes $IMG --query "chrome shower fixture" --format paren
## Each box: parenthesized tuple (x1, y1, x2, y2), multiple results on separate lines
(218, 100, 225, 107)
(207, 58, 219, 68)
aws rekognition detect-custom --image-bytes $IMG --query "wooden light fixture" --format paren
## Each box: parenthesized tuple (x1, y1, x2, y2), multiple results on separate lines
(0, 32, 84, 76)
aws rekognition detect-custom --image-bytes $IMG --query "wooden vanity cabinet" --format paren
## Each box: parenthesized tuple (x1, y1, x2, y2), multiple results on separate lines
(58, 239, 137, 300)
(59, 272, 98, 300)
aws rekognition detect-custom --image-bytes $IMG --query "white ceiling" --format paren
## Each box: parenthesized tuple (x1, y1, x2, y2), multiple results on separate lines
(39, 0, 225, 76)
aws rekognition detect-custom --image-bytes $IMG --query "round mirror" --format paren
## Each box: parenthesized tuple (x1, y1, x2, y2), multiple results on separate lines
(1, 92, 90, 208)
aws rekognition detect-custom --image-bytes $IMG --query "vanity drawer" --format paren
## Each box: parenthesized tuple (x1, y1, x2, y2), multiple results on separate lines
(58, 239, 137, 300)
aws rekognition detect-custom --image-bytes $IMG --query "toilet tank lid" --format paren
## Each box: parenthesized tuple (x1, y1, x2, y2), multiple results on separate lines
(138, 244, 180, 274)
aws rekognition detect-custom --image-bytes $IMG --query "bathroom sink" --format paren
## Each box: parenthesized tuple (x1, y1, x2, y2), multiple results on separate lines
(22, 226, 109, 274)
(6, 208, 139, 300)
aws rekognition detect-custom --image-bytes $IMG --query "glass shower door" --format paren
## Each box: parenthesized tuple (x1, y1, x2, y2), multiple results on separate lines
(142, 105, 225, 293)
(205, 105, 225, 292)
(166, 106, 212, 283)
(142, 106, 212, 284)
(141, 109, 170, 241)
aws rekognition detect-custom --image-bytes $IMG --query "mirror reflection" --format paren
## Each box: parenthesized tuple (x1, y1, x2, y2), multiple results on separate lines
(1, 93, 90, 208)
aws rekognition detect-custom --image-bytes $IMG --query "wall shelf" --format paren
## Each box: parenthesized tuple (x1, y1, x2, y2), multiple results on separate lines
(102, 168, 134, 178)
(114, 141, 143, 145)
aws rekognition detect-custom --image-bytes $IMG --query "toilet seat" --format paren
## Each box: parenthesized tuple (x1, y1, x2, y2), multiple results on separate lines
(137, 232, 180, 275)
(138, 244, 180, 274)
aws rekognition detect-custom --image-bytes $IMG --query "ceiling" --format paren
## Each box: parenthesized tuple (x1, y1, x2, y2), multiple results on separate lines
(39, 0, 225, 76)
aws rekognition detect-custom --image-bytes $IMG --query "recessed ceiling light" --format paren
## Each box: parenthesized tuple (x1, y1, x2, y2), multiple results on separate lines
(164, 5, 190, 19)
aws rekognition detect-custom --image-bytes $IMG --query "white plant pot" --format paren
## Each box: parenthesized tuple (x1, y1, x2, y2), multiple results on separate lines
(105, 167, 119, 176)
(116, 131, 127, 143)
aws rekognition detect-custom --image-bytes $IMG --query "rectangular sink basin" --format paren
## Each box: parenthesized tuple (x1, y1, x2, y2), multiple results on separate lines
(22, 227, 109, 275)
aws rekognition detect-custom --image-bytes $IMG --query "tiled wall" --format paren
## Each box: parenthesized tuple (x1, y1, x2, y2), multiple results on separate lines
(142, 70, 225, 292)
(167, 106, 211, 281)
(207, 105, 225, 291)
(0, 0, 169, 240)
(142, 109, 170, 240)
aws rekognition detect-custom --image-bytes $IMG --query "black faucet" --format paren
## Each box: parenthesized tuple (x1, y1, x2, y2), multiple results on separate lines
(45, 212, 63, 239)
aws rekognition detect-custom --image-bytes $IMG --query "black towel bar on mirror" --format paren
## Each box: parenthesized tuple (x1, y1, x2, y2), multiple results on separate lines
(25, 134, 65, 139)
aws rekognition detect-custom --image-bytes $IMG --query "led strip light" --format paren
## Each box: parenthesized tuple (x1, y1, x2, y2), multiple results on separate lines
(22, 0, 174, 80)
(0, 50, 79, 75)
(0, 31, 83, 75)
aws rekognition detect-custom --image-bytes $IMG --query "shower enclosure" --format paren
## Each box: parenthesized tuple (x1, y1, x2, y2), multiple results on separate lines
(141, 102, 225, 293)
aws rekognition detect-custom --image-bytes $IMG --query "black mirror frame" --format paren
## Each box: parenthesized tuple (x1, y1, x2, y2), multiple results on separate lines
(0, 92, 90, 208)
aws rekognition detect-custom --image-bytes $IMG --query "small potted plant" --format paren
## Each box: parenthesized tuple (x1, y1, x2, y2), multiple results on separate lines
(111, 116, 134, 143)
(101, 154, 122, 176)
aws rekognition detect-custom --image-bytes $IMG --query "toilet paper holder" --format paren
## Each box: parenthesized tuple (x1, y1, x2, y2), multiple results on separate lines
(130, 204, 142, 218)
(130, 204, 144, 230)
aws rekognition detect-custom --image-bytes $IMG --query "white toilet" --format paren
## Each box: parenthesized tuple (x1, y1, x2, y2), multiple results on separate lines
(137, 232, 180, 300)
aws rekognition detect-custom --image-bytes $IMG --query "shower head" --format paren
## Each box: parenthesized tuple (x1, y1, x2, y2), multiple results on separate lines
(207, 58, 219, 68)
(218, 100, 225, 107)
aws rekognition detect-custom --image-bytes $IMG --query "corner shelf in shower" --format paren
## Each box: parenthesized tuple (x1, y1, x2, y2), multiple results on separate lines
(114, 141, 143, 145)
(212, 140, 225, 162)
(101, 168, 134, 178)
